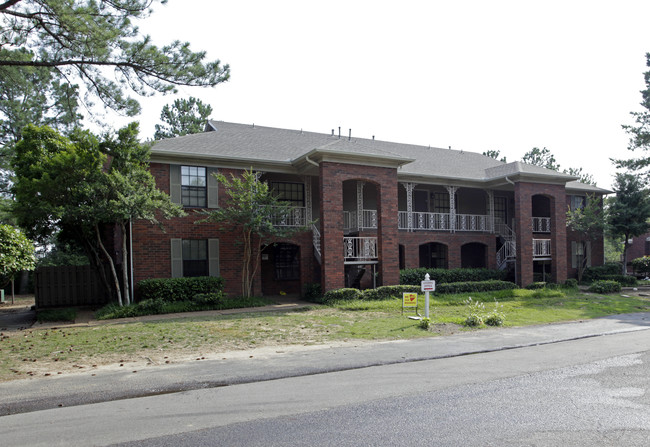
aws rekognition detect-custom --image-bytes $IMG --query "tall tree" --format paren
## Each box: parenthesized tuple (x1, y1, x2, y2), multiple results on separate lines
(522, 147, 597, 185)
(0, 224, 35, 304)
(607, 173, 650, 275)
(0, 48, 81, 194)
(522, 147, 561, 171)
(483, 149, 507, 163)
(198, 169, 310, 297)
(0, 1, 230, 117)
(566, 194, 605, 283)
(154, 97, 213, 140)
(11, 124, 183, 305)
(615, 52, 650, 178)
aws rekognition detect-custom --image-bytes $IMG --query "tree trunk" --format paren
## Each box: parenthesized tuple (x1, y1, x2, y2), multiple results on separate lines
(96, 224, 123, 306)
(120, 221, 130, 306)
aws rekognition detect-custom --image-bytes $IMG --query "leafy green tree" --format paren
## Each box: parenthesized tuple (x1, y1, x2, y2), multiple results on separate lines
(0, 224, 35, 304)
(0, 48, 82, 195)
(616, 52, 650, 178)
(154, 97, 213, 140)
(198, 169, 310, 297)
(483, 149, 507, 162)
(521, 146, 597, 185)
(607, 173, 650, 274)
(522, 147, 561, 171)
(11, 124, 183, 306)
(0, 0, 230, 116)
(566, 194, 606, 283)
(96, 123, 185, 305)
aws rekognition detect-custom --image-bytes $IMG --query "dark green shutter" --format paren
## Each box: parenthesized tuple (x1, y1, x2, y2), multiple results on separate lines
(171, 238, 183, 278)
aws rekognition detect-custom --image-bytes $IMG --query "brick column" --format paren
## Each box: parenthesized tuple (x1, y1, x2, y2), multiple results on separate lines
(514, 182, 533, 286)
(550, 186, 568, 284)
(319, 163, 345, 292)
(377, 174, 400, 286)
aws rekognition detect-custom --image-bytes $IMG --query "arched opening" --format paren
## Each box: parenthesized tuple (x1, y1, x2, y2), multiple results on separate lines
(261, 242, 301, 296)
(419, 242, 448, 269)
(461, 242, 487, 268)
(531, 195, 551, 233)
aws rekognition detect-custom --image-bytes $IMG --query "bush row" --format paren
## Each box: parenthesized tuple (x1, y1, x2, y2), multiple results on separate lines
(400, 268, 507, 285)
(322, 280, 517, 303)
(582, 264, 622, 283)
(137, 276, 225, 302)
(600, 275, 637, 287)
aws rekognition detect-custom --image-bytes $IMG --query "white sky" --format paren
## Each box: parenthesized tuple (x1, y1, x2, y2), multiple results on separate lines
(115, 0, 650, 190)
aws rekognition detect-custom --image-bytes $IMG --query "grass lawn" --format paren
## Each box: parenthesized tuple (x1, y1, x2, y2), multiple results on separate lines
(1, 288, 649, 381)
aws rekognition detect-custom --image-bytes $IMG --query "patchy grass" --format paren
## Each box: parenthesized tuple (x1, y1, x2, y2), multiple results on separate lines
(36, 308, 77, 323)
(0, 289, 649, 381)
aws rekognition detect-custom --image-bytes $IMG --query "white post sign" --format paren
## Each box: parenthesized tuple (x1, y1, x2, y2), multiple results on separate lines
(421, 273, 436, 319)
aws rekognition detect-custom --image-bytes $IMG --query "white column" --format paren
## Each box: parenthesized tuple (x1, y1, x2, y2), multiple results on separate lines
(445, 186, 457, 233)
(357, 181, 364, 230)
(486, 190, 494, 233)
(401, 182, 416, 232)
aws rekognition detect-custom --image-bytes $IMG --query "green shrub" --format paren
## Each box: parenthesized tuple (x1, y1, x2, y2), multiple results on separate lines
(463, 297, 485, 327)
(600, 275, 637, 287)
(588, 280, 621, 294)
(582, 264, 622, 283)
(631, 256, 650, 276)
(322, 288, 363, 304)
(526, 282, 547, 290)
(400, 268, 506, 286)
(361, 285, 421, 300)
(193, 292, 224, 305)
(435, 280, 517, 295)
(303, 283, 322, 303)
(137, 276, 225, 302)
(563, 278, 578, 289)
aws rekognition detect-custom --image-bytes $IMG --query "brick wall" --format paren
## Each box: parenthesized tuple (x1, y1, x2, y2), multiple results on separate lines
(398, 232, 497, 269)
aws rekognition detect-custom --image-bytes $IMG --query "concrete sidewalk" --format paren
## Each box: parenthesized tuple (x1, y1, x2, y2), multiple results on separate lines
(1, 311, 649, 416)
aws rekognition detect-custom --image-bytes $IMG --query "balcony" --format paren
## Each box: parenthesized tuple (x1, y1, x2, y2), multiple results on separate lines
(343, 209, 378, 232)
(343, 236, 378, 264)
(533, 239, 551, 258)
(456, 214, 491, 232)
(532, 217, 551, 233)
(399, 211, 451, 231)
(270, 206, 307, 227)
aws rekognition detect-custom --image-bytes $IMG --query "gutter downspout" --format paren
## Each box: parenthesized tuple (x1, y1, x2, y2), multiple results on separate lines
(305, 155, 319, 167)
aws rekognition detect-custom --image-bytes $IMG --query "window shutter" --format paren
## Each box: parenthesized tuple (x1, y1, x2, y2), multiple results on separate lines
(207, 167, 219, 208)
(586, 241, 592, 268)
(208, 239, 220, 277)
(170, 238, 183, 278)
(170, 165, 181, 204)
(571, 241, 577, 269)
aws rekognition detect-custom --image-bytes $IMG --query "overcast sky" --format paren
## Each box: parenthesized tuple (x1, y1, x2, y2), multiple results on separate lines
(119, 0, 650, 190)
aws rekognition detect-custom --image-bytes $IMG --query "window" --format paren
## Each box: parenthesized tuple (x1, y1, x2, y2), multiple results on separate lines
(433, 192, 450, 213)
(571, 240, 591, 269)
(274, 243, 300, 280)
(182, 240, 208, 277)
(271, 182, 305, 206)
(570, 195, 586, 211)
(181, 166, 207, 207)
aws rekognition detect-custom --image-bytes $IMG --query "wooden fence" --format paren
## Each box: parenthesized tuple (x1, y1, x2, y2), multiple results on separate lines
(34, 265, 109, 309)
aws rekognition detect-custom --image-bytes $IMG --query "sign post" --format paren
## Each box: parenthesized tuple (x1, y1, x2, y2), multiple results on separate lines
(420, 273, 436, 319)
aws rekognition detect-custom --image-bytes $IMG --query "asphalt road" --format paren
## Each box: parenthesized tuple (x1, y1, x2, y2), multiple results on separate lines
(2, 327, 650, 446)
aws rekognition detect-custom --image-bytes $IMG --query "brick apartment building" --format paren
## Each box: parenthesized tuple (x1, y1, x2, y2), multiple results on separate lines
(131, 121, 610, 297)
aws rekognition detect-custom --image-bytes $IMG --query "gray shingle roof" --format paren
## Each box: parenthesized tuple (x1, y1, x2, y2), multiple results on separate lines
(152, 120, 609, 193)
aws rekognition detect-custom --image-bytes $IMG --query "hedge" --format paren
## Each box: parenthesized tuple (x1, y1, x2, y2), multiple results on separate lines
(600, 275, 637, 287)
(434, 280, 517, 294)
(137, 276, 225, 302)
(322, 288, 363, 304)
(588, 280, 621, 294)
(400, 268, 507, 285)
(582, 264, 622, 283)
(361, 285, 421, 300)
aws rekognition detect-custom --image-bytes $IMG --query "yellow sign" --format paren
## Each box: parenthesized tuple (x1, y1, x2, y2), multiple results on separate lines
(402, 292, 418, 308)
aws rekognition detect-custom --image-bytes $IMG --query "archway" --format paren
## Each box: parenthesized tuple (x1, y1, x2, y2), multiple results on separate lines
(461, 242, 487, 268)
(419, 242, 448, 269)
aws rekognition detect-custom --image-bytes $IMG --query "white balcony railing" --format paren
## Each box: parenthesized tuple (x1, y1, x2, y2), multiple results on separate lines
(409, 211, 451, 231)
(343, 237, 378, 262)
(532, 217, 551, 233)
(456, 214, 490, 232)
(270, 206, 307, 227)
(343, 210, 378, 231)
(533, 239, 551, 257)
